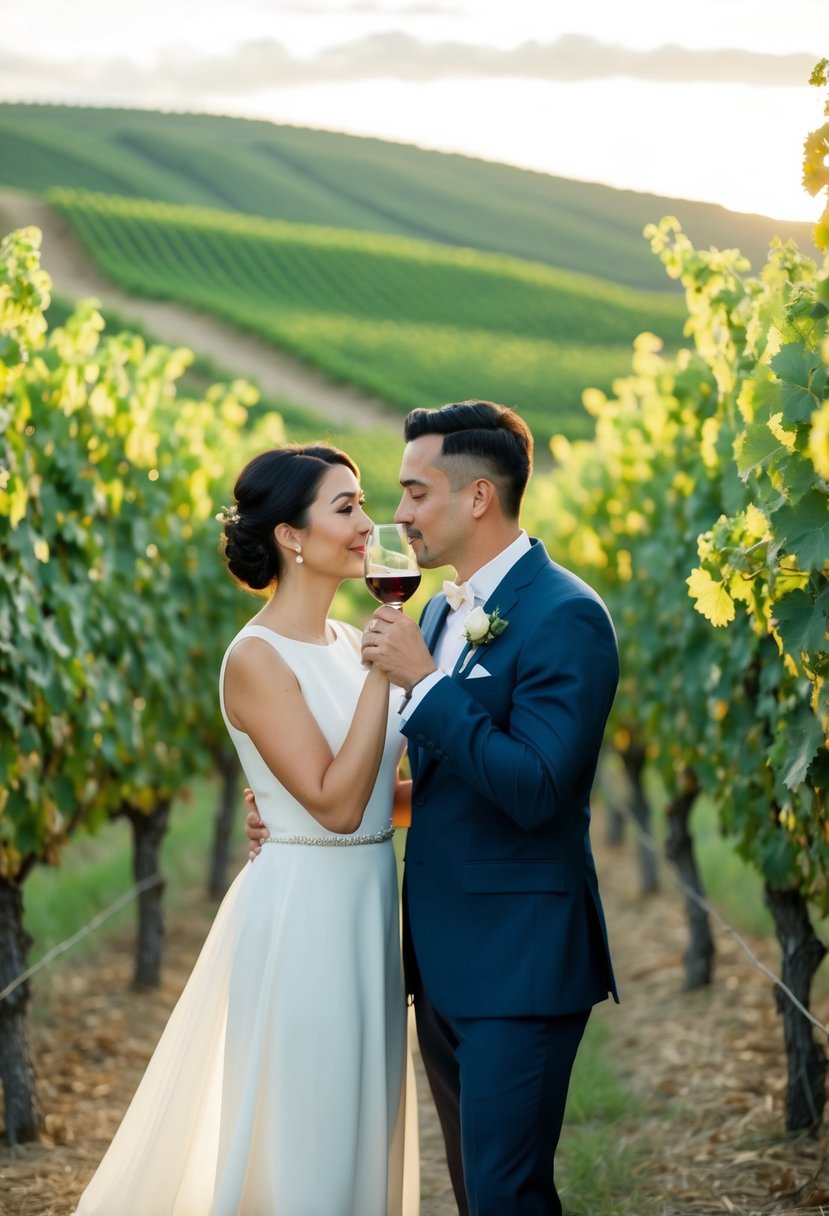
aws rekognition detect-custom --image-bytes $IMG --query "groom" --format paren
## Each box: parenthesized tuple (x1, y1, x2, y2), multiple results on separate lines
(247, 399, 618, 1215)
(360, 400, 618, 1216)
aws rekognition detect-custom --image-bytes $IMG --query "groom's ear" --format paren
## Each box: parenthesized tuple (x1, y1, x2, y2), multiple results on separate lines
(470, 478, 498, 519)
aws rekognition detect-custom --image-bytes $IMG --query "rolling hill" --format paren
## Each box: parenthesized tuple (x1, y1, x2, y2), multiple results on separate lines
(48, 188, 689, 442)
(0, 102, 817, 292)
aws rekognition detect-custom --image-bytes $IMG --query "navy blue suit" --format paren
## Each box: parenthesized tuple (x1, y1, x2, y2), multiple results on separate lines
(401, 538, 619, 1215)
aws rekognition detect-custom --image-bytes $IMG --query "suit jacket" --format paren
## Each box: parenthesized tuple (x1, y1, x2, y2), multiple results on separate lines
(401, 537, 620, 1018)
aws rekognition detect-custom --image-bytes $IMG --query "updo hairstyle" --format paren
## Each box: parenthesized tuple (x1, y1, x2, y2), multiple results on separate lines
(222, 444, 359, 592)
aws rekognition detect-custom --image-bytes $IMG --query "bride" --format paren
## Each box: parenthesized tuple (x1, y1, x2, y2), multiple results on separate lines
(74, 443, 419, 1216)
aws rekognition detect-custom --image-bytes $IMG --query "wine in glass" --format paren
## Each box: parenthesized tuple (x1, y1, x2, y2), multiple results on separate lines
(364, 524, 421, 607)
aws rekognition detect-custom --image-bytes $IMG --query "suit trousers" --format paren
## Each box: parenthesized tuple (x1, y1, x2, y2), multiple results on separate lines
(414, 986, 590, 1216)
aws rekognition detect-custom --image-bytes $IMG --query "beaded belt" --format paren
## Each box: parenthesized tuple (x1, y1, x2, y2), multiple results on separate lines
(263, 826, 394, 847)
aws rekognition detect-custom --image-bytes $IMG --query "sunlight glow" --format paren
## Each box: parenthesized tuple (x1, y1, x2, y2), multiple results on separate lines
(0, 0, 823, 223)
(213, 77, 820, 223)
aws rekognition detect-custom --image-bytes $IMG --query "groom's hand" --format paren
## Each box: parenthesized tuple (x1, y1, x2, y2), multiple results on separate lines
(362, 607, 436, 690)
(244, 787, 268, 860)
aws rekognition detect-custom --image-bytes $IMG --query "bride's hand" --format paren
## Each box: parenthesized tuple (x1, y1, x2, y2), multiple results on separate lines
(362, 607, 436, 689)
(244, 787, 268, 860)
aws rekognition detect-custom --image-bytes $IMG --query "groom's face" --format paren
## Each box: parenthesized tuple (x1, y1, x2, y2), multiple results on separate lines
(395, 434, 471, 570)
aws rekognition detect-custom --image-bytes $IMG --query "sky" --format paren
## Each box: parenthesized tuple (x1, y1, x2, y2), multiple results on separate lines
(1, 0, 825, 222)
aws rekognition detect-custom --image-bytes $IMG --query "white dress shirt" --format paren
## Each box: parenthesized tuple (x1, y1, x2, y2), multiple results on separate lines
(400, 530, 530, 720)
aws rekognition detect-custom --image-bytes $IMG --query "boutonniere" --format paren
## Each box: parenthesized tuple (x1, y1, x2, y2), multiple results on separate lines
(459, 606, 509, 673)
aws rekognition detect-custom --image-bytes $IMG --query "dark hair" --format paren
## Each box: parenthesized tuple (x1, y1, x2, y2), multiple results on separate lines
(403, 400, 532, 518)
(222, 444, 359, 591)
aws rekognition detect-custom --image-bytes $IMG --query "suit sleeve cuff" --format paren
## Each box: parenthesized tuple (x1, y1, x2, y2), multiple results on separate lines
(398, 669, 445, 721)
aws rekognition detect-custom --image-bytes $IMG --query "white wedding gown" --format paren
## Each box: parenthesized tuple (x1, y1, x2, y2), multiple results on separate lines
(75, 621, 419, 1216)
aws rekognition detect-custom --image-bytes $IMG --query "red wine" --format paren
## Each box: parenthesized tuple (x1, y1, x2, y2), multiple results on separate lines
(365, 572, 421, 605)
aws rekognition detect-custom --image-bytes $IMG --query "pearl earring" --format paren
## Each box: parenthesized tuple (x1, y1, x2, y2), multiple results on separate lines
(295, 547, 304, 565)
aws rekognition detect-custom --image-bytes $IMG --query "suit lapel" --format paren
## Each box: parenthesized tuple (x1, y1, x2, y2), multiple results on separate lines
(484, 537, 547, 610)
(450, 539, 546, 678)
(422, 598, 451, 656)
(409, 596, 451, 784)
(412, 541, 550, 781)
(451, 582, 520, 678)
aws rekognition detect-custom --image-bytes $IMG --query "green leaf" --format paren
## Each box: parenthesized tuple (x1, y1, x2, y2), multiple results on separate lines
(769, 343, 826, 424)
(721, 462, 750, 516)
(759, 831, 800, 886)
(772, 491, 829, 569)
(773, 588, 829, 655)
(785, 452, 826, 505)
(736, 423, 787, 479)
(780, 706, 825, 789)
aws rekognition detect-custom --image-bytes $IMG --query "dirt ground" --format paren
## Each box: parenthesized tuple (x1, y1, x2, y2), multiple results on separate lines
(595, 834, 829, 1216)
(2, 824, 828, 1216)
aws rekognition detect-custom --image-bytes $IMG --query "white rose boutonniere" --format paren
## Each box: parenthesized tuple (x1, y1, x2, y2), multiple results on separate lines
(459, 606, 509, 672)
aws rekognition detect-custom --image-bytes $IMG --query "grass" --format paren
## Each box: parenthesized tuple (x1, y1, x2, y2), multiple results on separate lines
(600, 752, 779, 940)
(675, 795, 829, 999)
(634, 767, 776, 939)
(23, 779, 246, 969)
(559, 1018, 644, 1215)
(608, 762, 829, 999)
(687, 797, 773, 937)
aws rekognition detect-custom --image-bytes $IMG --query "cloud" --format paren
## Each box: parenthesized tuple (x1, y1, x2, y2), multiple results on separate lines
(322, 33, 815, 86)
(275, 2, 462, 13)
(355, 2, 463, 12)
(0, 33, 817, 103)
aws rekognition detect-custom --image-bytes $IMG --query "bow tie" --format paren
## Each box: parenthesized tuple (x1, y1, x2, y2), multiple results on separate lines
(443, 579, 475, 613)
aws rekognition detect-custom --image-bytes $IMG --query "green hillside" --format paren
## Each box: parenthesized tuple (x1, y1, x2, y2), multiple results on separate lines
(50, 189, 688, 443)
(0, 103, 816, 291)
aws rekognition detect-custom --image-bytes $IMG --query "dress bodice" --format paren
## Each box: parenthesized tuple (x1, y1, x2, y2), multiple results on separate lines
(219, 620, 404, 841)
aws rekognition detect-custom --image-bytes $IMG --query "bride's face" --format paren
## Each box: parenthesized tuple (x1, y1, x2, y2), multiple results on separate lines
(296, 464, 372, 579)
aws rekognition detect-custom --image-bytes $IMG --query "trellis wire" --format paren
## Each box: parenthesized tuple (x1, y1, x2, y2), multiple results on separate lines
(616, 799, 829, 1041)
(0, 873, 163, 1004)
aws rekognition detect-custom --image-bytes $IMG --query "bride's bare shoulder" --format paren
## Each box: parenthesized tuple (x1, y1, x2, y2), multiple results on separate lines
(225, 634, 295, 684)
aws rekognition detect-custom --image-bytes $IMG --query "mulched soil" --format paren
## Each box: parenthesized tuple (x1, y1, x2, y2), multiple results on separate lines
(595, 830, 829, 1216)
(1, 831, 827, 1216)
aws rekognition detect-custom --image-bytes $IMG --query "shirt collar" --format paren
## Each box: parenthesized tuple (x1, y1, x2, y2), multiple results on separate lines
(467, 530, 530, 606)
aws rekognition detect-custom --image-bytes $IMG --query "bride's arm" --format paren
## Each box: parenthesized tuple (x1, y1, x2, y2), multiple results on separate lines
(225, 637, 391, 835)
(244, 722, 409, 852)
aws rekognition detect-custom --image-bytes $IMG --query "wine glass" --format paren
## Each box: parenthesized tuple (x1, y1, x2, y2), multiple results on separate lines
(364, 524, 421, 608)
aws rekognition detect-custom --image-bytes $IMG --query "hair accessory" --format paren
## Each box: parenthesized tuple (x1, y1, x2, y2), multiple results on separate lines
(295, 547, 304, 565)
(215, 503, 240, 525)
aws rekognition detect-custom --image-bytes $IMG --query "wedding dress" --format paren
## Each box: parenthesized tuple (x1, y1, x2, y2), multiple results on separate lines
(74, 621, 419, 1216)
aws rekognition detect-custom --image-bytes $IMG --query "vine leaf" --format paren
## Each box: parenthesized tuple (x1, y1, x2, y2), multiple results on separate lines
(769, 343, 826, 424)
(736, 423, 788, 479)
(772, 491, 829, 569)
(686, 568, 735, 626)
(781, 706, 825, 790)
(773, 587, 829, 655)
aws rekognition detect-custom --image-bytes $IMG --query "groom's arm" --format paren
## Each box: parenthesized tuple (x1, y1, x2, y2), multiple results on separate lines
(399, 599, 618, 832)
